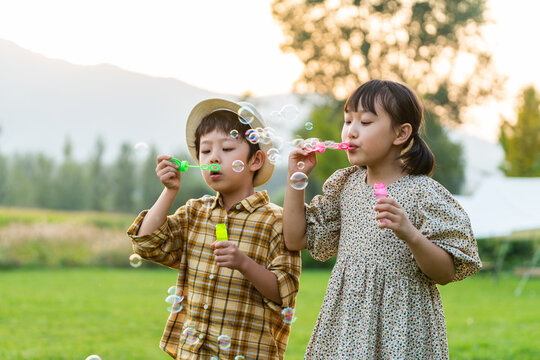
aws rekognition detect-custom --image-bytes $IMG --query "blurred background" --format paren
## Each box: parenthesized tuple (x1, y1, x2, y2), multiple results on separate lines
(0, 0, 539, 359)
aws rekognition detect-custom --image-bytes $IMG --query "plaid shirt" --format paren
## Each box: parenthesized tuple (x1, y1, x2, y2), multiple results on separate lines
(127, 191, 301, 360)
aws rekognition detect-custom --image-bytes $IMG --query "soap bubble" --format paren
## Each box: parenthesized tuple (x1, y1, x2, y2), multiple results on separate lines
(297, 161, 305, 170)
(245, 129, 259, 144)
(291, 138, 304, 148)
(304, 122, 313, 130)
(133, 142, 150, 155)
(167, 286, 180, 295)
(235, 356, 246, 360)
(281, 307, 297, 324)
(230, 129, 239, 139)
(238, 107, 255, 124)
(165, 295, 183, 313)
(280, 104, 299, 122)
(211, 357, 219, 360)
(269, 110, 283, 124)
(267, 148, 281, 165)
(289, 172, 308, 190)
(232, 160, 245, 172)
(129, 254, 142, 268)
(202, 194, 214, 209)
(183, 327, 200, 345)
(85, 356, 101, 360)
(217, 334, 231, 350)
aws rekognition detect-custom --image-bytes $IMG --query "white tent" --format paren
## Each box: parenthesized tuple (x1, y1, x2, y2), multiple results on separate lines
(454, 177, 540, 239)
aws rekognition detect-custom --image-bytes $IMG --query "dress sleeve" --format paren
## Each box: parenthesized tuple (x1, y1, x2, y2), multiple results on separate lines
(264, 220, 302, 312)
(126, 203, 190, 269)
(416, 180, 482, 282)
(305, 167, 354, 262)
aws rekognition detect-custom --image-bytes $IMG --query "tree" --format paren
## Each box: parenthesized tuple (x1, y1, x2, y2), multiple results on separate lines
(499, 86, 540, 177)
(139, 145, 162, 210)
(111, 142, 136, 213)
(86, 137, 109, 211)
(272, 0, 503, 123)
(272, 0, 499, 193)
(54, 137, 86, 210)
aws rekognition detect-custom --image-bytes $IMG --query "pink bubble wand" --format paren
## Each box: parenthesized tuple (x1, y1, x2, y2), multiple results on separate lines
(304, 141, 349, 153)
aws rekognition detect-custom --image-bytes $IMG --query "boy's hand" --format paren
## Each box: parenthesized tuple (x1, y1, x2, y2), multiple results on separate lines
(374, 197, 419, 243)
(288, 147, 317, 176)
(156, 155, 181, 191)
(211, 241, 247, 271)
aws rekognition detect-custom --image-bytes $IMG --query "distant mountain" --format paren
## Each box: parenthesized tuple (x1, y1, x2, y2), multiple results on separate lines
(0, 39, 312, 161)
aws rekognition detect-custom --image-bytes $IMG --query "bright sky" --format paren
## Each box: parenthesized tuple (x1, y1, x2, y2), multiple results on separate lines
(0, 0, 539, 141)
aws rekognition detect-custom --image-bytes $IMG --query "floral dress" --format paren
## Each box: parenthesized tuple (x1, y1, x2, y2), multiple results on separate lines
(304, 166, 482, 359)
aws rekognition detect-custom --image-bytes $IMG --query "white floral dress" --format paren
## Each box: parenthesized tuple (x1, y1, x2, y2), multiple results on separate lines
(304, 166, 482, 359)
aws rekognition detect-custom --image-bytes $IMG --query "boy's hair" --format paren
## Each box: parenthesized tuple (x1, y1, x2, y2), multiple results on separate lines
(193, 110, 261, 179)
(344, 79, 435, 176)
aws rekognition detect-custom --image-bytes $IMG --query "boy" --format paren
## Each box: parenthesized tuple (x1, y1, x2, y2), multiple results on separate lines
(127, 98, 301, 359)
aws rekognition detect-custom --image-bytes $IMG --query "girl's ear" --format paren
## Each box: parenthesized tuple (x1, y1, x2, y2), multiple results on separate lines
(248, 150, 265, 172)
(393, 123, 413, 146)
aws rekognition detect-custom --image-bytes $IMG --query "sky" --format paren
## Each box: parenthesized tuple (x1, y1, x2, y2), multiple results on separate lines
(0, 0, 539, 142)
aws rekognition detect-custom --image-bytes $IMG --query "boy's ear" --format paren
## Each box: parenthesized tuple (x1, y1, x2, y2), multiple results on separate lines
(248, 150, 265, 172)
(393, 123, 413, 146)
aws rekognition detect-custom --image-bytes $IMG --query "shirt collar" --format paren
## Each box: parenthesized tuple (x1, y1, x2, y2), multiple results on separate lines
(215, 190, 270, 213)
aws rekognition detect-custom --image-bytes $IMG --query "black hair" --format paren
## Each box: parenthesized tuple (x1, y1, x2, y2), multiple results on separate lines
(193, 110, 261, 178)
(344, 79, 435, 176)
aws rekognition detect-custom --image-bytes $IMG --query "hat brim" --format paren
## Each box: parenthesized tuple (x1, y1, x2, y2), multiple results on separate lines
(185, 98, 274, 187)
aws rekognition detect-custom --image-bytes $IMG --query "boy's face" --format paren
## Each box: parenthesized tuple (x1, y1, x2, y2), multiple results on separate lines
(198, 129, 261, 194)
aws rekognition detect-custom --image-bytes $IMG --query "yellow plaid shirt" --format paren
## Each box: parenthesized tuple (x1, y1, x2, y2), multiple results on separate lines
(127, 191, 301, 360)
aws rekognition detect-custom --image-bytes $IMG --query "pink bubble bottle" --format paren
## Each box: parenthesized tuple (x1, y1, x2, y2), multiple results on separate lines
(374, 182, 391, 223)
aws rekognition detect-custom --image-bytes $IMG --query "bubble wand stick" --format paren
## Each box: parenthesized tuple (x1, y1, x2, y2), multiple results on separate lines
(169, 158, 220, 172)
(304, 141, 349, 153)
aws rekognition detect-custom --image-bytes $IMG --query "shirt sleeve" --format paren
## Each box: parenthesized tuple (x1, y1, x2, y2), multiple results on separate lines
(264, 220, 302, 312)
(416, 180, 483, 282)
(305, 167, 354, 262)
(126, 204, 189, 270)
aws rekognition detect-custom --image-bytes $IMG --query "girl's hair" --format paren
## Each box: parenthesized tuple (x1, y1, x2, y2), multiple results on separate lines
(344, 79, 435, 176)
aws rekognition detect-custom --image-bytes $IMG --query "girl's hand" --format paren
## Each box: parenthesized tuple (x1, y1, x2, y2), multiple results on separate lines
(288, 147, 317, 176)
(374, 197, 419, 243)
(212, 241, 247, 270)
(156, 155, 181, 191)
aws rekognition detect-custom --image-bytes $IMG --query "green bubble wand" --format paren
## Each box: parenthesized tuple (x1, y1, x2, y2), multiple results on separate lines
(169, 158, 220, 172)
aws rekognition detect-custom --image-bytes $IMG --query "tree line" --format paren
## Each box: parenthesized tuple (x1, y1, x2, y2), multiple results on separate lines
(0, 137, 212, 214)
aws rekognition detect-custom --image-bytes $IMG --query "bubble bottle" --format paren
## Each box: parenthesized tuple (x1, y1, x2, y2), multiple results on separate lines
(374, 182, 391, 223)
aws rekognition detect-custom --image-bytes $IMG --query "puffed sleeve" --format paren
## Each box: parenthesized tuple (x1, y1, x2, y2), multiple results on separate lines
(305, 166, 357, 262)
(264, 219, 302, 312)
(126, 200, 193, 269)
(416, 178, 482, 282)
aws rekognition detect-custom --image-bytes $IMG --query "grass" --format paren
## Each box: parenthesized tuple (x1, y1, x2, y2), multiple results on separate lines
(0, 269, 539, 359)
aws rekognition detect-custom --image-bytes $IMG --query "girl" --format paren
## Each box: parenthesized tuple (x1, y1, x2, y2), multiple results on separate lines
(283, 79, 482, 359)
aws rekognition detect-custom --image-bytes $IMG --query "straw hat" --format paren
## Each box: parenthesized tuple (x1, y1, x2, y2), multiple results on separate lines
(185, 98, 274, 187)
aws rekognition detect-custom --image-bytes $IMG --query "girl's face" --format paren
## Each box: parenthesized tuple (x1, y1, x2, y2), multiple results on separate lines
(342, 100, 400, 167)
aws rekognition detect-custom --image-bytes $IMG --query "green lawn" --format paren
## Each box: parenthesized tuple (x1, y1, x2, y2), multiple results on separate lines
(0, 268, 539, 359)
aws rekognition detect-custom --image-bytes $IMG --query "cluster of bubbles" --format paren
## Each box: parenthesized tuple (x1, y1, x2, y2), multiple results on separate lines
(129, 253, 142, 268)
(165, 286, 184, 313)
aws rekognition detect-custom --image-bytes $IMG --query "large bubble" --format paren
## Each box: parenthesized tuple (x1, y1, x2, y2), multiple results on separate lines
(289, 172, 309, 190)
(129, 254, 142, 268)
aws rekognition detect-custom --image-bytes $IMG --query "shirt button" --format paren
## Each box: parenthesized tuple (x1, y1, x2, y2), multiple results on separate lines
(203, 304, 209, 310)
(236, 204, 241, 210)
(209, 275, 214, 280)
